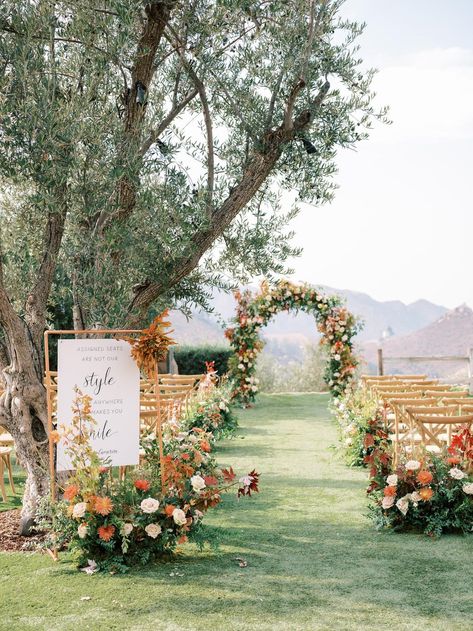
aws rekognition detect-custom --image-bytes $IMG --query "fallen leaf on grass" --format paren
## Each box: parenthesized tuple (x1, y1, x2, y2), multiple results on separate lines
(234, 557, 248, 568)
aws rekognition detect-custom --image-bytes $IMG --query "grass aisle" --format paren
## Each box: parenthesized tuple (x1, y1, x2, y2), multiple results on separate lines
(1, 393, 472, 630)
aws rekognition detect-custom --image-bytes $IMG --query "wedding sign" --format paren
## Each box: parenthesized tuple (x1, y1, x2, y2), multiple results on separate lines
(56, 338, 140, 471)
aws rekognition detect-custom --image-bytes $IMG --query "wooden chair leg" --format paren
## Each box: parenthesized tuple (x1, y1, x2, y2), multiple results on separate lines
(5, 454, 15, 494)
(0, 457, 7, 502)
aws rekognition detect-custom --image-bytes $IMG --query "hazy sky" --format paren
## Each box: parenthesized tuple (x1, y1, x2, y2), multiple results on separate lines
(288, 0, 473, 308)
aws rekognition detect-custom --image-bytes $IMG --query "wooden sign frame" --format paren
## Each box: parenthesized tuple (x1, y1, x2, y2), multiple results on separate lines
(44, 328, 164, 500)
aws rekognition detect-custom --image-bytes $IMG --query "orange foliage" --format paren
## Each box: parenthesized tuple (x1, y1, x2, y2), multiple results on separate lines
(124, 310, 175, 377)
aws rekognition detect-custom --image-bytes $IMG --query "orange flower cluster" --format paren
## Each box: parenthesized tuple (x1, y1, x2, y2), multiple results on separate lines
(97, 524, 115, 542)
(416, 470, 433, 486)
(94, 496, 113, 516)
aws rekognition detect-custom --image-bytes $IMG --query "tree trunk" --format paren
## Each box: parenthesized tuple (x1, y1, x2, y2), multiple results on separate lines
(0, 340, 49, 535)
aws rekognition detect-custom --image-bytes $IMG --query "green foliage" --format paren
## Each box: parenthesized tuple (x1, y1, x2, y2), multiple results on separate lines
(0, 0, 388, 326)
(174, 345, 232, 376)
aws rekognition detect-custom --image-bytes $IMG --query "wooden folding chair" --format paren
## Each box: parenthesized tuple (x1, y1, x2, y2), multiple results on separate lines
(404, 408, 473, 454)
(0, 446, 15, 501)
(425, 390, 470, 399)
(388, 398, 438, 460)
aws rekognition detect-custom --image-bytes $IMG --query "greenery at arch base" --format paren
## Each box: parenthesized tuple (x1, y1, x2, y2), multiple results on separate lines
(225, 280, 361, 405)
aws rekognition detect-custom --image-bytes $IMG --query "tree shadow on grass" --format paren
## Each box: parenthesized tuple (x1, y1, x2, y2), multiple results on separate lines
(83, 519, 473, 627)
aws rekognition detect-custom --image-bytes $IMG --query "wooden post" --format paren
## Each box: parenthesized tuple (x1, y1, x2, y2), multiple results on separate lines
(468, 347, 473, 395)
(377, 348, 384, 376)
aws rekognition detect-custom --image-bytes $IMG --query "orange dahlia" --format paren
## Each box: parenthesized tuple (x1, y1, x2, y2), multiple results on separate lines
(383, 485, 397, 497)
(419, 487, 434, 501)
(97, 524, 115, 541)
(94, 496, 113, 516)
(416, 470, 433, 485)
(134, 479, 151, 492)
(165, 504, 176, 517)
(63, 485, 79, 501)
(200, 440, 211, 453)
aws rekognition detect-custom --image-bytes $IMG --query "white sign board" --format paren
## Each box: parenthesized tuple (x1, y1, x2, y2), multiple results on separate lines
(56, 339, 140, 471)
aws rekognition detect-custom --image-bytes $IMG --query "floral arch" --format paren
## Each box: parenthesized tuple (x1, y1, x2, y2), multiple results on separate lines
(224, 280, 361, 405)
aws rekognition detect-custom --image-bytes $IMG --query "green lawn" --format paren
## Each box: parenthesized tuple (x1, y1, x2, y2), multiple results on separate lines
(1, 393, 472, 631)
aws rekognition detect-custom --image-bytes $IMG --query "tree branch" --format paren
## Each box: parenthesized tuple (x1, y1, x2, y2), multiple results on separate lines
(94, 1, 177, 235)
(126, 80, 331, 323)
(25, 205, 67, 347)
(140, 87, 198, 156)
(283, 0, 319, 131)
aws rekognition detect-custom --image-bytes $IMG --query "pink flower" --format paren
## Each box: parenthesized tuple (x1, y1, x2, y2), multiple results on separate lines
(382, 496, 395, 510)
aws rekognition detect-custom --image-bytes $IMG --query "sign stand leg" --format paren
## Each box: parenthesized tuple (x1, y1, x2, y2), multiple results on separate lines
(154, 362, 166, 491)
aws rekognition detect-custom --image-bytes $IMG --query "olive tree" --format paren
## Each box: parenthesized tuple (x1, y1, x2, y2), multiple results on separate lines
(0, 0, 387, 531)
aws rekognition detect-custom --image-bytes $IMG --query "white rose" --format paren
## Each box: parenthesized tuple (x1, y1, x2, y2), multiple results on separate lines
(122, 523, 133, 536)
(396, 498, 409, 516)
(342, 335, 348, 341)
(405, 460, 420, 472)
(386, 474, 398, 486)
(410, 491, 422, 502)
(140, 497, 160, 514)
(334, 354, 341, 361)
(72, 502, 87, 519)
(191, 475, 206, 493)
(172, 508, 187, 526)
(77, 523, 88, 539)
(145, 523, 162, 539)
(462, 482, 473, 494)
(449, 467, 466, 480)
(238, 364, 245, 371)
(382, 496, 395, 510)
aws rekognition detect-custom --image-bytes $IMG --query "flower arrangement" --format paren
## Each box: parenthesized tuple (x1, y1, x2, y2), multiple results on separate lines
(39, 391, 259, 573)
(225, 280, 360, 405)
(368, 429, 473, 537)
(123, 310, 175, 376)
(331, 387, 383, 466)
(182, 379, 238, 440)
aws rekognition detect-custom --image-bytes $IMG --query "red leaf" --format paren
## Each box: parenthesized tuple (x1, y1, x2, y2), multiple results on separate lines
(364, 434, 375, 449)
(222, 467, 236, 483)
(204, 475, 219, 487)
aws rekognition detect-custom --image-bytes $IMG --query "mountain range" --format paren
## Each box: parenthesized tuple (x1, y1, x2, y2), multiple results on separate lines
(169, 286, 473, 382)
(170, 286, 449, 350)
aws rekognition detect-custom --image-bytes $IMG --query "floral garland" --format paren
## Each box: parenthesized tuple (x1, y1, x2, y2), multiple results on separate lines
(225, 280, 361, 404)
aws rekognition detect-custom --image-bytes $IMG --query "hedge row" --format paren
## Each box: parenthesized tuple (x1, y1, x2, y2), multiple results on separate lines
(173, 345, 232, 376)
